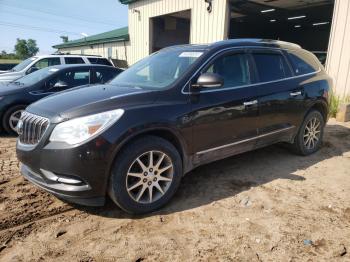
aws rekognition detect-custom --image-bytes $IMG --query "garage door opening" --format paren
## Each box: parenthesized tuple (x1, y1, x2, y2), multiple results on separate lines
(229, 0, 334, 64)
(150, 10, 191, 53)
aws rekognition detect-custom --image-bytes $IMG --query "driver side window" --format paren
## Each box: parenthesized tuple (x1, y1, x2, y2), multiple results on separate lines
(204, 53, 251, 89)
(32, 58, 61, 70)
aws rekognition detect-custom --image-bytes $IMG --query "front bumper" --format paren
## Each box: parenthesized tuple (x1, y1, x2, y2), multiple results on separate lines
(16, 136, 116, 207)
(21, 164, 105, 206)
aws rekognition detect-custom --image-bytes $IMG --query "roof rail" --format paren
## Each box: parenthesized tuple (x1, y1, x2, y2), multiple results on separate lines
(51, 52, 102, 57)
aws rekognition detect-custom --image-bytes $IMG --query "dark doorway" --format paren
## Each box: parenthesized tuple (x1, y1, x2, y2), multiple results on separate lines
(229, 0, 334, 64)
(150, 10, 191, 53)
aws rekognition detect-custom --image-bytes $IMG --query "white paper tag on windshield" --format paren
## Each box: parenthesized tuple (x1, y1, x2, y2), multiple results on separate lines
(179, 52, 203, 58)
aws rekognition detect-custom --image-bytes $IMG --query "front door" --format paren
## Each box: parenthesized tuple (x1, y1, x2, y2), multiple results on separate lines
(189, 50, 260, 165)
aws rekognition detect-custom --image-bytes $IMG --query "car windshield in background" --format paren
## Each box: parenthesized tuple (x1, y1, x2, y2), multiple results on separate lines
(11, 57, 37, 72)
(110, 49, 205, 89)
(13, 67, 57, 85)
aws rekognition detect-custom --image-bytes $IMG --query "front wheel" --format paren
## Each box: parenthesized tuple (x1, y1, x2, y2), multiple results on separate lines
(108, 136, 183, 214)
(292, 110, 325, 155)
(2, 105, 26, 135)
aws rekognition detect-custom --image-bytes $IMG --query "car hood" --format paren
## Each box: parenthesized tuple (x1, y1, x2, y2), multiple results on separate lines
(27, 84, 158, 123)
(0, 82, 27, 95)
(0, 71, 23, 82)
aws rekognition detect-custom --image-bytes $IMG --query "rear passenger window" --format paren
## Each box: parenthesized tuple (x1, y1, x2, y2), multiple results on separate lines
(88, 58, 112, 66)
(65, 57, 85, 64)
(94, 69, 119, 84)
(252, 53, 291, 82)
(204, 53, 250, 89)
(288, 51, 320, 75)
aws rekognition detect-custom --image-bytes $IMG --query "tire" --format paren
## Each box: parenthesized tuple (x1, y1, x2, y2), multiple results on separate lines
(108, 135, 183, 214)
(291, 110, 325, 156)
(2, 105, 26, 135)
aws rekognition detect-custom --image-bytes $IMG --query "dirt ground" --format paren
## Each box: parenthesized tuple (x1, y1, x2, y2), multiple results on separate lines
(0, 119, 350, 262)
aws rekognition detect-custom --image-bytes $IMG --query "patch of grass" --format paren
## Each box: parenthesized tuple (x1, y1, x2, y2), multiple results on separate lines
(329, 93, 340, 118)
(329, 93, 350, 118)
(0, 59, 21, 64)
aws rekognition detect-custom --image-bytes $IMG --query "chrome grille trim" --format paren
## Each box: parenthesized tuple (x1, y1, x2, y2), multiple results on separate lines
(18, 112, 50, 145)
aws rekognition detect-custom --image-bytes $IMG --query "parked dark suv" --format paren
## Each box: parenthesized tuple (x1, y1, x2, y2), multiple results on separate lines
(0, 64, 122, 134)
(16, 39, 331, 214)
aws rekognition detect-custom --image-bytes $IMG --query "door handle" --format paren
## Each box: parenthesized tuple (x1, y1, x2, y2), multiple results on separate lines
(243, 100, 258, 106)
(290, 91, 302, 97)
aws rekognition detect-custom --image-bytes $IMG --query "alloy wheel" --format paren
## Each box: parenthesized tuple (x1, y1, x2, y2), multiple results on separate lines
(126, 151, 174, 204)
(9, 110, 23, 133)
(303, 117, 321, 150)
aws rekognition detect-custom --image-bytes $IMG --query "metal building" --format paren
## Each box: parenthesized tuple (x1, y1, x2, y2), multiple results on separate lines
(54, 0, 350, 97)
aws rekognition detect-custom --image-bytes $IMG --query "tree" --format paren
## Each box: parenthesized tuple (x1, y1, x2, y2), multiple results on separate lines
(1, 50, 7, 56)
(14, 38, 39, 59)
(27, 39, 39, 57)
(14, 39, 28, 59)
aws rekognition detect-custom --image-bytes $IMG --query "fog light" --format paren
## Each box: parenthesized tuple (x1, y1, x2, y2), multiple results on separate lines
(40, 169, 84, 185)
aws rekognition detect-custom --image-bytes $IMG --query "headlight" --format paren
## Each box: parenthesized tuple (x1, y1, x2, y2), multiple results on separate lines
(49, 109, 124, 145)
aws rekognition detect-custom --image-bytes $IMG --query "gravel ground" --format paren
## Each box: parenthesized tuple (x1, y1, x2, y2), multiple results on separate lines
(0, 119, 350, 261)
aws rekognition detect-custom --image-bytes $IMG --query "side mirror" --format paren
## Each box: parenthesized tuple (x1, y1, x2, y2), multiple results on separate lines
(26, 67, 39, 74)
(53, 81, 68, 88)
(193, 73, 224, 89)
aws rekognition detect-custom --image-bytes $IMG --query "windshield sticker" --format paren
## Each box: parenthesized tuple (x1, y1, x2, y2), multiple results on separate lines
(179, 52, 203, 58)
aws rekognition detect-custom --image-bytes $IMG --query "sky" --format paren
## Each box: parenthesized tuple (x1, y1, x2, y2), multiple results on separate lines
(0, 0, 128, 54)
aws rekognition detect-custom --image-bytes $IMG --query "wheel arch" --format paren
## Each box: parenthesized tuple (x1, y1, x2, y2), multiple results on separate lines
(1, 103, 28, 132)
(106, 127, 191, 184)
(306, 100, 329, 122)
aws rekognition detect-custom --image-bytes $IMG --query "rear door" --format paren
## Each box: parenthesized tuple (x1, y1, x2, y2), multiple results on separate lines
(248, 49, 305, 146)
(189, 49, 260, 165)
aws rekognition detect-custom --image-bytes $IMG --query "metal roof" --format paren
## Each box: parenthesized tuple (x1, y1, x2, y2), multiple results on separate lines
(118, 0, 139, 4)
(53, 27, 129, 49)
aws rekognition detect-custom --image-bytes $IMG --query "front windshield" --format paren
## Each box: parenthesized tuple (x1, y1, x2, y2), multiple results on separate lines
(110, 49, 205, 89)
(14, 67, 58, 85)
(11, 57, 37, 72)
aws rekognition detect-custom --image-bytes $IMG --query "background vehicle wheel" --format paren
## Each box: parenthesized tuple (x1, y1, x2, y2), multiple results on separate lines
(108, 136, 183, 214)
(291, 110, 325, 156)
(2, 105, 26, 135)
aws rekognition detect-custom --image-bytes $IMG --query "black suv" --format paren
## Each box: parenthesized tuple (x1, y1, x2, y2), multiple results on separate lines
(16, 39, 331, 214)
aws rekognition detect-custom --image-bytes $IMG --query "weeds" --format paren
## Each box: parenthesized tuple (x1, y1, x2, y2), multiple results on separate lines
(329, 93, 340, 118)
(329, 93, 350, 118)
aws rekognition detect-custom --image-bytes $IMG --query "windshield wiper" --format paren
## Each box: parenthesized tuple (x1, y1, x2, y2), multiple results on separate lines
(13, 81, 23, 85)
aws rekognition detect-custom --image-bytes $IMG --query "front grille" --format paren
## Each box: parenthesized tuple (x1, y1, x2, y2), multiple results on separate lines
(18, 111, 49, 145)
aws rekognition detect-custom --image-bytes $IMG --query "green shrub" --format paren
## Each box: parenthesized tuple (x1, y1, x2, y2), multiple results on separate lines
(329, 93, 340, 118)
(329, 94, 350, 118)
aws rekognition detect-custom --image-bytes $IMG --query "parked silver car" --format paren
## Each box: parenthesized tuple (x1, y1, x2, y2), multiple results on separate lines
(0, 54, 114, 83)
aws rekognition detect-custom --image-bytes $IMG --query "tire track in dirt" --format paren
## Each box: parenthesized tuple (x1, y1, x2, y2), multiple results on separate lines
(0, 209, 82, 255)
(0, 137, 77, 233)
(0, 205, 75, 231)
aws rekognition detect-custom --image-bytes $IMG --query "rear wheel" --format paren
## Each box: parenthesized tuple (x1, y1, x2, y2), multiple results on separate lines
(291, 110, 325, 155)
(2, 105, 25, 135)
(108, 136, 182, 214)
